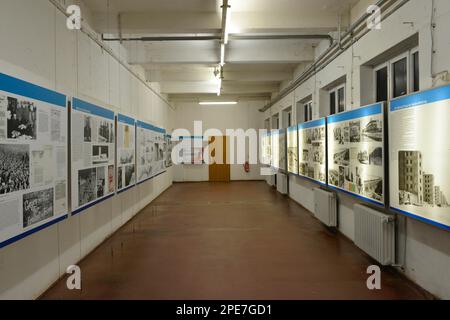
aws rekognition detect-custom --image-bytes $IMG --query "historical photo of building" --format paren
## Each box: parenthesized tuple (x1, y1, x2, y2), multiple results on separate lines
(349, 120, 361, 143)
(22, 188, 54, 228)
(328, 106, 384, 203)
(398, 150, 448, 207)
(362, 119, 383, 142)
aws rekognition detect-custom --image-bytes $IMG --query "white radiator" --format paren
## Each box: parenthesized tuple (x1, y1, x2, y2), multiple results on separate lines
(313, 188, 337, 227)
(354, 204, 396, 266)
(277, 173, 288, 195)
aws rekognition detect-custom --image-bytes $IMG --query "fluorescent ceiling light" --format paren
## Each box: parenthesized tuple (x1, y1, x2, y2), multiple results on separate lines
(199, 101, 237, 105)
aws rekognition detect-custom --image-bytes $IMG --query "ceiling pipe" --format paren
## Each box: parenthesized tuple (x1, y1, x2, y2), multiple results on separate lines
(259, 0, 409, 112)
(101, 34, 332, 42)
(221, 0, 230, 44)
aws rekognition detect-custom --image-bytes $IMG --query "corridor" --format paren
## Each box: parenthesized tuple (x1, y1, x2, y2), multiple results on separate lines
(41, 182, 430, 300)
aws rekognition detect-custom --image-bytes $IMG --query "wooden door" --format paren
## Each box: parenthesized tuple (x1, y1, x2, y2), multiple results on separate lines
(209, 136, 230, 182)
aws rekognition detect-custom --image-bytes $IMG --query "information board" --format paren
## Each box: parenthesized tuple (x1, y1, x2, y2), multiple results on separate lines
(136, 121, 166, 183)
(0, 73, 68, 248)
(260, 131, 272, 167)
(389, 85, 450, 230)
(271, 129, 286, 171)
(71, 98, 115, 214)
(327, 103, 385, 205)
(164, 134, 173, 168)
(117, 114, 136, 193)
(287, 126, 298, 175)
(178, 136, 204, 165)
(298, 118, 326, 184)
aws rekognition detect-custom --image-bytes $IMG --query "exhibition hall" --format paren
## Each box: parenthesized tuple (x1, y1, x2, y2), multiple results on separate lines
(0, 0, 449, 308)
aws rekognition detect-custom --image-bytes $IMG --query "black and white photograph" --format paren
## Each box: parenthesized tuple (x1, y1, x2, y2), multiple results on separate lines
(92, 145, 109, 165)
(98, 120, 112, 143)
(0, 144, 30, 195)
(362, 176, 383, 201)
(22, 188, 54, 228)
(84, 116, 92, 142)
(369, 147, 383, 166)
(349, 120, 361, 143)
(338, 166, 345, 188)
(96, 166, 106, 198)
(329, 169, 339, 186)
(333, 126, 345, 145)
(312, 142, 324, 164)
(362, 119, 383, 142)
(120, 149, 134, 165)
(118, 167, 123, 190)
(78, 168, 96, 206)
(124, 164, 135, 187)
(7, 97, 37, 140)
(333, 148, 350, 166)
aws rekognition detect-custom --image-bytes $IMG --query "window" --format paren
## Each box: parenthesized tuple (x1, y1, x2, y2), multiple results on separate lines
(393, 57, 407, 98)
(374, 48, 419, 101)
(304, 101, 312, 122)
(329, 84, 345, 115)
(375, 66, 388, 102)
(330, 91, 336, 115)
(412, 51, 420, 92)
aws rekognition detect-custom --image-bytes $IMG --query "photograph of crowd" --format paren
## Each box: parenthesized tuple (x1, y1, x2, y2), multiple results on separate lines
(23, 188, 54, 228)
(0, 144, 30, 195)
(7, 97, 37, 140)
(124, 164, 135, 187)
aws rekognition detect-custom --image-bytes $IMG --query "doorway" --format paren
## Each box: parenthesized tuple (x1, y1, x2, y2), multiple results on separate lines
(209, 136, 231, 182)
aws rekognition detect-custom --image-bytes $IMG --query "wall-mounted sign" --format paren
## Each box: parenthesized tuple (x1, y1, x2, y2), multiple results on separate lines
(327, 103, 385, 205)
(71, 98, 115, 215)
(136, 121, 166, 183)
(298, 118, 326, 184)
(287, 126, 299, 175)
(0, 73, 68, 248)
(389, 85, 450, 230)
(117, 114, 136, 193)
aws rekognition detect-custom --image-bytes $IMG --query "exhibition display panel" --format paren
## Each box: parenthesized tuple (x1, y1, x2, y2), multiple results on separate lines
(164, 134, 173, 168)
(272, 129, 286, 171)
(136, 120, 166, 183)
(261, 131, 272, 167)
(298, 118, 326, 184)
(327, 103, 385, 205)
(117, 114, 136, 193)
(287, 125, 299, 175)
(0, 73, 68, 248)
(389, 85, 450, 230)
(71, 98, 116, 215)
(178, 136, 204, 165)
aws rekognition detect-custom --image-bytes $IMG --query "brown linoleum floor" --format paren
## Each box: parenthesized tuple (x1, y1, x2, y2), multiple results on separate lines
(41, 181, 432, 300)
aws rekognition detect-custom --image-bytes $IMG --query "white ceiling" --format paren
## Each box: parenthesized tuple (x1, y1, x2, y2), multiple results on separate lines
(83, 0, 361, 100)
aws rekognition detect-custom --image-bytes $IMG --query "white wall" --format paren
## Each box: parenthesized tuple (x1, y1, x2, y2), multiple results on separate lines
(264, 0, 450, 299)
(173, 100, 265, 182)
(0, 0, 174, 299)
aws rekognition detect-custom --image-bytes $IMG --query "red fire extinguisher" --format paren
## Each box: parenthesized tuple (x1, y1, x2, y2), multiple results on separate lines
(244, 161, 250, 173)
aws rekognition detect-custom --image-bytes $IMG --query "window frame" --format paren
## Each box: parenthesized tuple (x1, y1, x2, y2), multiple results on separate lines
(329, 83, 346, 115)
(373, 48, 419, 102)
(303, 100, 313, 123)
